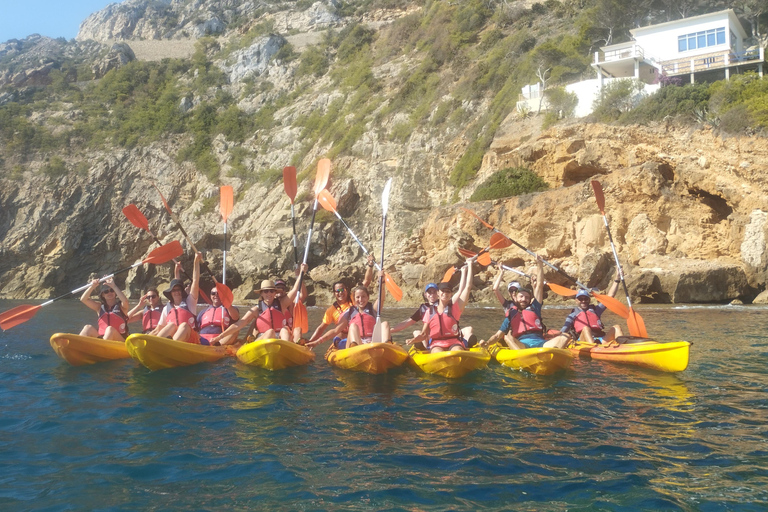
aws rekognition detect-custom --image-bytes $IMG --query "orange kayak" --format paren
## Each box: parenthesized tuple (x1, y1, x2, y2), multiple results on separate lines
(326, 343, 408, 374)
(490, 344, 573, 376)
(570, 339, 691, 372)
(49, 333, 130, 366)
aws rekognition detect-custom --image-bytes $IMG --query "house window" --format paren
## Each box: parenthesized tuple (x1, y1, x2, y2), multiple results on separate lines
(678, 27, 726, 52)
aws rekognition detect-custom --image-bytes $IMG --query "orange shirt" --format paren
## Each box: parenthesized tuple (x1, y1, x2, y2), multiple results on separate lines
(322, 300, 352, 325)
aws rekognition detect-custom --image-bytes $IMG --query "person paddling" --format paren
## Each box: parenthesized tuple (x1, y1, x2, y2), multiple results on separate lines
(212, 263, 307, 344)
(407, 259, 475, 353)
(127, 288, 163, 334)
(152, 252, 202, 343)
(480, 257, 570, 350)
(273, 275, 307, 344)
(197, 287, 240, 346)
(79, 277, 130, 341)
(560, 272, 623, 344)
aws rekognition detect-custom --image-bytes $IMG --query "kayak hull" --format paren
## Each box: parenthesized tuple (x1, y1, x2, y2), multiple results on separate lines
(570, 340, 691, 372)
(326, 343, 408, 374)
(237, 338, 315, 370)
(490, 345, 573, 376)
(408, 346, 490, 378)
(49, 333, 130, 366)
(125, 334, 228, 371)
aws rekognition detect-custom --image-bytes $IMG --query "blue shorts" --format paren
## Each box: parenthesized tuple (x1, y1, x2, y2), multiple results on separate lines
(518, 333, 547, 348)
(333, 337, 348, 349)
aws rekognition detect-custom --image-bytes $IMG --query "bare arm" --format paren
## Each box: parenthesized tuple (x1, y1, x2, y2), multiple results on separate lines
(362, 254, 375, 288)
(189, 252, 201, 303)
(391, 318, 416, 333)
(406, 321, 429, 346)
(127, 295, 148, 321)
(492, 263, 506, 307)
(607, 270, 621, 297)
(533, 257, 544, 304)
(456, 258, 473, 313)
(80, 279, 102, 313)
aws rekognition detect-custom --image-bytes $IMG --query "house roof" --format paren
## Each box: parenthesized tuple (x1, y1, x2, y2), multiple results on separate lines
(630, 9, 748, 39)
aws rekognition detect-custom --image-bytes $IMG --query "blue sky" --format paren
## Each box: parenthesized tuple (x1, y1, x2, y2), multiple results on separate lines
(0, 0, 123, 42)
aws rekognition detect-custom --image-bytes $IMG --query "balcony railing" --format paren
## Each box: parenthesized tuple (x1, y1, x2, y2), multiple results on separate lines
(594, 44, 645, 64)
(660, 47, 764, 76)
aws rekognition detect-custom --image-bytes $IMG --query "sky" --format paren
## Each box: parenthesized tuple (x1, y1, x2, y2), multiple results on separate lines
(0, 0, 124, 42)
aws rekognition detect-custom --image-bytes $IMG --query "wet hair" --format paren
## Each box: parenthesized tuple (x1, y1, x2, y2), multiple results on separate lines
(352, 285, 370, 298)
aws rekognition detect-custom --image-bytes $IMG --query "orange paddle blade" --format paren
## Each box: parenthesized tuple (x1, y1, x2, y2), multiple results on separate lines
(314, 159, 331, 195)
(283, 166, 297, 203)
(442, 266, 457, 283)
(153, 184, 173, 216)
(593, 292, 630, 319)
(627, 308, 648, 337)
(220, 186, 234, 222)
(477, 252, 492, 266)
(143, 241, 184, 265)
(0, 304, 42, 330)
(384, 273, 403, 302)
(490, 231, 512, 249)
(215, 283, 234, 309)
(547, 283, 578, 297)
(122, 204, 150, 231)
(317, 189, 338, 213)
(458, 248, 476, 259)
(461, 207, 495, 231)
(591, 180, 606, 215)
(294, 300, 309, 334)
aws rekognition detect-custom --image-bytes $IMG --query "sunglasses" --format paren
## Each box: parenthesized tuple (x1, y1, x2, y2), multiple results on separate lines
(210, 291, 218, 296)
(146, 295, 158, 299)
(262, 289, 277, 294)
(334, 288, 346, 293)
(102, 289, 115, 294)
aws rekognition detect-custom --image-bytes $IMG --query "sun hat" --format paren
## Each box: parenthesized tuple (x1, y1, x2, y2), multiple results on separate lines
(163, 279, 188, 301)
(254, 279, 277, 293)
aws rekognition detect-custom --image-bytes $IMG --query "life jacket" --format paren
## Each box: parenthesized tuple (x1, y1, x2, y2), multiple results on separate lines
(503, 299, 518, 316)
(197, 306, 232, 335)
(166, 301, 196, 328)
(142, 305, 162, 334)
(254, 300, 287, 333)
(572, 307, 605, 335)
(97, 303, 129, 336)
(509, 306, 543, 338)
(425, 302, 461, 340)
(284, 302, 294, 329)
(347, 303, 377, 339)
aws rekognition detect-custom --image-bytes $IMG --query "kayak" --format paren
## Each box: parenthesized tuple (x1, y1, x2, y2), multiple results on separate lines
(489, 344, 573, 376)
(326, 342, 409, 374)
(570, 339, 691, 372)
(49, 333, 130, 366)
(125, 333, 229, 371)
(408, 346, 490, 378)
(236, 338, 315, 370)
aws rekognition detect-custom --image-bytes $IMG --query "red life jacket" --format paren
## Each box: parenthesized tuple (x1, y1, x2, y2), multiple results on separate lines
(166, 301, 196, 328)
(425, 302, 461, 340)
(97, 303, 129, 336)
(197, 306, 232, 334)
(284, 303, 294, 329)
(509, 307, 543, 338)
(573, 308, 604, 335)
(142, 306, 162, 334)
(347, 303, 377, 339)
(255, 300, 286, 333)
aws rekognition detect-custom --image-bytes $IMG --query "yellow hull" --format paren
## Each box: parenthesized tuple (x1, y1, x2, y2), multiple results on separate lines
(236, 338, 315, 370)
(490, 345, 573, 376)
(570, 340, 691, 373)
(49, 333, 130, 366)
(125, 334, 228, 371)
(326, 343, 409, 374)
(408, 346, 490, 378)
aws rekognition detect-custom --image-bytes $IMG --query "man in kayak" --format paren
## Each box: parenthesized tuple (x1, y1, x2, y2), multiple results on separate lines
(480, 257, 571, 350)
(79, 277, 131, 341)
(306, 255, 375, 348)
(391, 282, 440, 338)
(152, 252, 202, 343)
(560, 273, 623, 344)
(492, 261, 521, 315)
(196, 286, 240, 346)
(127, 288, 164, 334)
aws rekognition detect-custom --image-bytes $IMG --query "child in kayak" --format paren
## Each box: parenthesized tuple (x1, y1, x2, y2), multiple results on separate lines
(127, 288, 164, 334)
(196, 287, 240, 346)
(152, 252, 202, 343)
(79, 277, 130, 341)
(334, 280, 389, 348)
(560, 272, 623, 344)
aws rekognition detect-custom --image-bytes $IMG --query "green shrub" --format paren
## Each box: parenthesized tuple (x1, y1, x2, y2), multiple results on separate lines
(469, 166, 549, 202)
(41, 156, 67, 180)
(296, 46, 329, 78)
(590, 79, 645, 122)
(620, 83, 710, 124)
(390, 121, 412, 142)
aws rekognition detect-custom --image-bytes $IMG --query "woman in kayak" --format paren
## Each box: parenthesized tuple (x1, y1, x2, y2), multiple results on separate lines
(407, 258, 475, 353)
(196, 287, 240, 346)
(211, 263, 307, 344)
(152, 252, 202, 343)
(79, 277, 130, 341)
(334, 279, 389, 348)
(127, 288, 164, 334)
(560, 271, 623, 344)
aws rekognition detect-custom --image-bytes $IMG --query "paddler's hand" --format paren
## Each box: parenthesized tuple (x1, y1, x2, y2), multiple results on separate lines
(194, 252, 203, 263)
(366, 254, 375, 267)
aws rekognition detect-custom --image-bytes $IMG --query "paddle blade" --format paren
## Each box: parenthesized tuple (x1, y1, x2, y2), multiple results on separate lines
(314, 159, 331, 195)
(143, 241, 184, 265)
(461, 207, 495, 230)
(384, 272, 403, 302)
(283, 166, 297, 202)
(215, 283, 234, 309)
(458, 248, 476, 259)
(490, 231, 512, 249)
(591, 180, 606, 215)
(220, 186, 234, 221)
(547, 283, 578, 297)
(294, 300, 309, 334)
(122, 204, 150, 231)
(317, 189, 338, 213)
(153, 184, 173, 216)
(593, 292, 630, 319)
(442, 266, 457, 283)
(381, 178, 392, 216)
(0, 304, 42, 330)
(627, 308, 648, 337)
(477, 252, 492, 266)
(371, 319, 383, 343)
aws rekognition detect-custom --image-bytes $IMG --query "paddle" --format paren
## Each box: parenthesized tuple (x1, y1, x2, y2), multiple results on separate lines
(152, 185, 233, 309)
(457, 247, 492, 266)
(220, 186, 233, 284)
(0, 241, 183, 330)
(121, 204, 211, 305)
(462, 207, 629, 318)
(317, 189, 404, 302)
(293, 159, 331, 333)
(442, 232, 511, 282)
(283, 166, 300, 269)
(591, 180, 648, 336)
(371, 178, 392, 343)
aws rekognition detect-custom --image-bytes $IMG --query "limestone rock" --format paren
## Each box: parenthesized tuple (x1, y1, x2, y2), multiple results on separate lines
(219, 35, 287, 83)
(92, 43, 136, 78)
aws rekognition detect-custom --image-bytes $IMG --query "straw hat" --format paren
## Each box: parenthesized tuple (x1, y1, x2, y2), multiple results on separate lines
(254, 279, 277, 293)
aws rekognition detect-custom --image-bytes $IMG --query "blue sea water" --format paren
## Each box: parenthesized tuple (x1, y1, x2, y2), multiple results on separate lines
(1, 300, 767, 511)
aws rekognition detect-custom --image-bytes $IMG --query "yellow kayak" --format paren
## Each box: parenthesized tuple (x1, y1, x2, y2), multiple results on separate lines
(236, 338, 315, 370)
(489, 344, 573, 376)
(326, 342, 409, 374)
(125, 334, 229, 371)
(49, 333, 130, 366)
(570, 339, 691, 372)
(408, 346, 490, 378)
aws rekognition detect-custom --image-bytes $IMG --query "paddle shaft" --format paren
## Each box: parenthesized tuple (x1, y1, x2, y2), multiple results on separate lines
(376, 209, 387, 320)
(291, 203, 299, 269)
(600, 213, 635, 309)
(40, 260, 148, 307)
(294, 198, 320, 304)
(223, 221, 228, 283)
(331, 210, 384, 272)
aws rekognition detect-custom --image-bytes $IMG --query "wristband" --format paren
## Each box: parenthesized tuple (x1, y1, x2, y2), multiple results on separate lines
(614, 279, 621, 283)
(367, 263, 374, 267)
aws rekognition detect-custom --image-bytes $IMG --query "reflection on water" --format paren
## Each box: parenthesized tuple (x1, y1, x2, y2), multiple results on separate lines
(1, 299, 768, 509)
